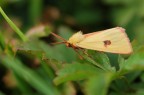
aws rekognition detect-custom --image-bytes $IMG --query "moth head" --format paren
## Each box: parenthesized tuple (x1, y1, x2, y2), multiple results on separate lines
(68, 31, 85, 45)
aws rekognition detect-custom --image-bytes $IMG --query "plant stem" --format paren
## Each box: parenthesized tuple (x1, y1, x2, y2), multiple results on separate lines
(0, 6, 28, 42)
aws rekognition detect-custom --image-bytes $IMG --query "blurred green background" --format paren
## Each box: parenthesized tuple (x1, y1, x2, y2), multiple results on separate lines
(1, 0, 144, 95)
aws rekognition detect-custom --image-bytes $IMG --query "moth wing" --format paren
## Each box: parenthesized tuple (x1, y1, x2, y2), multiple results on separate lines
(76, 27, 133, 54)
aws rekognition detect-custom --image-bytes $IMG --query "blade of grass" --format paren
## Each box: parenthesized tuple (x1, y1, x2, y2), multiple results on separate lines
(0, 32, 5, 50)
(1, 55, 60, 95)
(0, 6, 28, 42)
(13, 71, 33, 94)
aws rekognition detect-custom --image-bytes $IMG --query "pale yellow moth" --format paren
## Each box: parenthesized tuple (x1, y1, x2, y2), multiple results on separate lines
(51, 27, 133, 54)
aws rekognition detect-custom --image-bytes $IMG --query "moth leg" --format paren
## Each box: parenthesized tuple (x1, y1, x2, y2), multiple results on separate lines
(71, 46, 83, 59)
(78, 48, 90, 57)
(81, 49, 95, 59)
(74, 49, 84, 59)
(83, 49, 89, 56)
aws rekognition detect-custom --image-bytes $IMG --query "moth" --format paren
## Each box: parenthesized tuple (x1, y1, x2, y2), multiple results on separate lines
(51, 27, 133, 56)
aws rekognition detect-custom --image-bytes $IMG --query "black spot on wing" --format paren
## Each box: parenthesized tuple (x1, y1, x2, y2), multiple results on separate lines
(103, 40, 111, 47)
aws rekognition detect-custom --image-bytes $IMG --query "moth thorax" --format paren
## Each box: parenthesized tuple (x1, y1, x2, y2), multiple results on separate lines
(68, 31, 85, 45)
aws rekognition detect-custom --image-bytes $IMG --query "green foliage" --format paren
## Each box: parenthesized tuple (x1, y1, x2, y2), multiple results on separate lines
(1, 55, 59, 95)
(54, 63, 103, 85)
(1, 1, 144, 95)
(84, 73, 113, 95)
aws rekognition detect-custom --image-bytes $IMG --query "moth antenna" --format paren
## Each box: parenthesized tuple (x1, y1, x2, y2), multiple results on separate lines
(51, 32, 67, 42)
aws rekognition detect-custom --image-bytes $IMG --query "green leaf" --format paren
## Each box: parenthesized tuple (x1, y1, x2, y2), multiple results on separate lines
(119, 47, 144, 75)
(40, 60, 56, 79)
(84, 73, 114, 95)
(16, 39, 66, 61)
(81, 51, 107, 71)
(118, 55, 125, 66)
(84, 51, 116, 72)
(42, 58, 63, 72)
(54, 63, 103, 85)
(93, 51, 116, 72)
